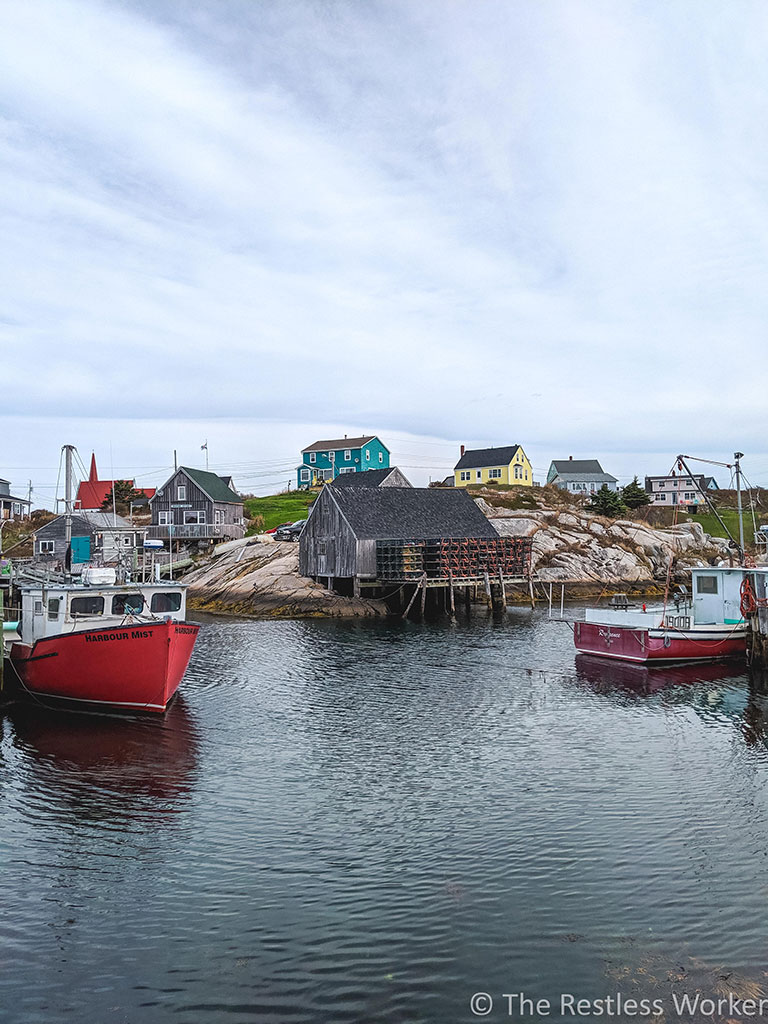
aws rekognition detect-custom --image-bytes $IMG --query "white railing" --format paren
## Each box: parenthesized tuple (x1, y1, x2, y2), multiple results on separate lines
(147, 524, 245, 540)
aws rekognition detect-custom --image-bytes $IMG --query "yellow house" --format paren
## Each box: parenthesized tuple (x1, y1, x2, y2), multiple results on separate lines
(454, 444, 533, 488)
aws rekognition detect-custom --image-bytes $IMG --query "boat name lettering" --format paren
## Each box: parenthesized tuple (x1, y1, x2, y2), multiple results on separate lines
(131, 629, 153, 639)
(598, 627, 621, 647)
(84, 630, 154, 643)
(175, 626, 197, 634)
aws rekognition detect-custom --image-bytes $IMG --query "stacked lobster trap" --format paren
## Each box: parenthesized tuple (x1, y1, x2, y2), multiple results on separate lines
(375, 536, 532, 582)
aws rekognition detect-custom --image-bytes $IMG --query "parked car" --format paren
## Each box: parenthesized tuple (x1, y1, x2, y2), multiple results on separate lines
(266, 521, 294, 535)
(275, 520, 307, 542)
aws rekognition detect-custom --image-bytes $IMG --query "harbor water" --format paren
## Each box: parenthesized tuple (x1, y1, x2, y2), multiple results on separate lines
(3, 609, 768, 1023)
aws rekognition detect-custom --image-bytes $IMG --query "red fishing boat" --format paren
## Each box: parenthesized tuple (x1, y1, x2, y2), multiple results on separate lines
(3, 444, 199, 713)
(8, 579, 199, 712)
(573, 567, 748, 663)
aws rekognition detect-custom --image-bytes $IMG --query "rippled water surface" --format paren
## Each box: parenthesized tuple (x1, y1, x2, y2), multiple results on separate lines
(4, 609, 768, 1023)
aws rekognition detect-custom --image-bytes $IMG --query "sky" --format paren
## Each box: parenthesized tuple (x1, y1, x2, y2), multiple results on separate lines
(2, 0, 767, 506)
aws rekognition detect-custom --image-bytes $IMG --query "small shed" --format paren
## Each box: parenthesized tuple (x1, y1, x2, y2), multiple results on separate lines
(34, 512, 141, 566)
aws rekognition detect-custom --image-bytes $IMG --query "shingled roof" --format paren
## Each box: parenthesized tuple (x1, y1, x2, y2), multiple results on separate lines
(179, 467, 241, 503)
(302, 435, 378, 453)
(549, 459, 617, 482)
(329, 468, 410, 489)
(329, 487, 497, 540)
(455, 445, 521, 470)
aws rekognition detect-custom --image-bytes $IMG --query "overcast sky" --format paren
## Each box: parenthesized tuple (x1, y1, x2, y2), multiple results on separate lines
(2, 0, 767, 504)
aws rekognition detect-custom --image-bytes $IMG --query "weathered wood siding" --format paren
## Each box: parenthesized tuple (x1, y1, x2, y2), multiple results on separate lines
(299, 488, 358, 578)
(380, 468, 411, 488)
(151, 469, 244, 531)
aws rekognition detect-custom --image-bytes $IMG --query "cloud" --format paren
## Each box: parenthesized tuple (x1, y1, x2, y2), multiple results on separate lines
(1, 0, 767, 491)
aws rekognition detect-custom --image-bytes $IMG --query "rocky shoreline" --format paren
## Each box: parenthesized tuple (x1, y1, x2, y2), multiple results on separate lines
(182, 501, 738, 619)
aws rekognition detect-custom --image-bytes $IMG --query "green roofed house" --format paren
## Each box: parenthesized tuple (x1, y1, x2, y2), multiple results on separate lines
(149, 466, 245, 543)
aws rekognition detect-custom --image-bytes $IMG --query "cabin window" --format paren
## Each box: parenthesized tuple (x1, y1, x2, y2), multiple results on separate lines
(177, 485, 186, 500)
(112, 593, 145, 615)
(184, 511, 206, 525)
(34, 600, 43, 615)
(122, 535, 132, 546)
(300, 469, 310, 482)
(318, 541, 327, 555)
(158, 510, 171, 525)
(70, 596, 104, 617)
(38, 540, 55, 554)
(310, 452, 316, 464)
(150, 592, 182, 613)
(344, 449, 351, 460)
(47, 598, 60, 619)
(214, 509, 223, 524)
(696, 575, 718, 595)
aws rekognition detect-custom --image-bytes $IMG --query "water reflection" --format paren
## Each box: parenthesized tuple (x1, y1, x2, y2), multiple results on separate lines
(574, 653, 743, 696)
(6, 696, 199, 825)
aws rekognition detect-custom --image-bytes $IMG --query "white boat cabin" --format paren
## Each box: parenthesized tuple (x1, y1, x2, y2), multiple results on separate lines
(18, 580, 189, 644)
(585, 567, 748, 631)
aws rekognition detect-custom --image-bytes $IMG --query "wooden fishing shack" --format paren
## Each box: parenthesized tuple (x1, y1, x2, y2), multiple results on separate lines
(299, 485, 532, 612)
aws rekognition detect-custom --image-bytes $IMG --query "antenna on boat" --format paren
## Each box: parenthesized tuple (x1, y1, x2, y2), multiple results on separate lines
(734, 452, 745, 556)
(677, 452, 744, 565)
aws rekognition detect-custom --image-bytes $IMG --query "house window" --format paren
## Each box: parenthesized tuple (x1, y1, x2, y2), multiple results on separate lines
(459, 471, 471, 481)
(300, 469, 310, 482)
(70, 595, 104, 617)
(38, 539, 55, 554)
(344, 449, 351, 460)
(476, 470, 482, 480)
(13, 503, 21, 515)
(158, 511, 172, 525)
(177, 484, 186, 500)
(525, 470, 529, 480)
(47, 598, 60, 620)
(654, 493, 666, 501)
(122, 535, 132, 546)
(310, 452, 316, 464)
(684, 492, 696, 501)
(514, 465, 522, 480)
(184, 511, 206, 525)
(488, 468, 502, 479)
(318, 541, 327, 555)
(366, 451, 370, 461)
(214, 509, 223, 525)
(329, 451, 335, 462)
(379, 452, 383, 463)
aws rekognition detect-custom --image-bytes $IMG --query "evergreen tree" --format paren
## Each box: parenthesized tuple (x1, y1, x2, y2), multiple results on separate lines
(588, 484, 627, 517)
(621, 476, 651, 510)
(100, 480, 146, 516)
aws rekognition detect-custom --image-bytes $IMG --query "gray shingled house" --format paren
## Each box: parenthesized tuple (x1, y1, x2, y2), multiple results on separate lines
(149, 467, 245, 543)
(546, 458, 618, 494)
(34, 512, 141, 566)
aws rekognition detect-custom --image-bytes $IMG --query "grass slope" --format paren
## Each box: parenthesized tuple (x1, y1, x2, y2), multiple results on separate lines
(244, 492, 316, 533)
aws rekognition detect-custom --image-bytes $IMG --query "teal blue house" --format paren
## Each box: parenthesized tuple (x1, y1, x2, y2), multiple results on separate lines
(297, 435, 390, 488)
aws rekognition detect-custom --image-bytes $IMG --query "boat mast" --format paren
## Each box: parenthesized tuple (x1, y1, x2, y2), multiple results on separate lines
(734, 451, 745, 559)
(63, 444, 75, 572)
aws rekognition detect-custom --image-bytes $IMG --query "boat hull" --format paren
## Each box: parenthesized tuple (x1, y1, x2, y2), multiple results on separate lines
(573, 620, 746, 663)
(8, 621, 200, 713)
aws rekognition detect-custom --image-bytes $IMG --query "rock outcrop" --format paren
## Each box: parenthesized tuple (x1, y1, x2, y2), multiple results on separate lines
(474, 499, 732, 583)
(183, 538, 386, 618)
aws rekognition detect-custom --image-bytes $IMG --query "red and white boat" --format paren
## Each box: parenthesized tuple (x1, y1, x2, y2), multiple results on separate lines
(573, 567, 749, 663)
(7, 576, 199, 713)
(3, 443, 199, 713)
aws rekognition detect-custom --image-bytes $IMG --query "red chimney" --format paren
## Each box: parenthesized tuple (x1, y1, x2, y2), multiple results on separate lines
(569, 455, 573, 460)
(460, 445, 465, 457)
